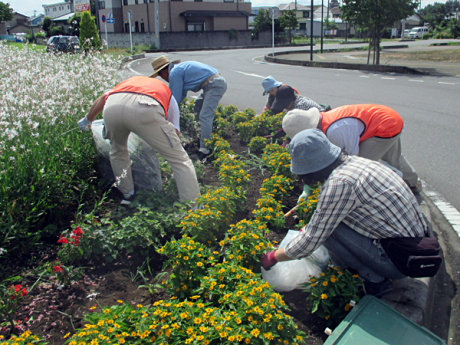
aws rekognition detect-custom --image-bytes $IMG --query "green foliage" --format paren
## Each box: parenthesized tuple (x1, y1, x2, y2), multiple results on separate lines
(50, 25, 65, 36)
(41, 17, 54, 37)
(280, 10, 299, 43)
(341, 0, 418, 64)
(253, 8, 272, 33)
(228, 28, 238, 40)
(0, 283, 28, 333)
(252, 195, 286, 230)
(248, 136, 268, 153)
(79, 11, 101, 51)
(0, 1, 13, 22)
(232, 110, 250, 125)
(324, 18, 339, 30)
(213, 116, 231, 138)
(68, 13, 81, 37)
(301, 266, 363, 327)
(236, 121, 255, 141)
(224, 104, 238, 117)
(260, 174, 294, 201)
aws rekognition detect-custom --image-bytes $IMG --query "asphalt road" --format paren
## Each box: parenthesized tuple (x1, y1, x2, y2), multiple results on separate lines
(128, 44, 460, 214)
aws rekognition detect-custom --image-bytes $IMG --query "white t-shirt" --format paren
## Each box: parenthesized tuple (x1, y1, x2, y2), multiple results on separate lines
(325, 118, 364, 156)
(167, 96, 180, 132)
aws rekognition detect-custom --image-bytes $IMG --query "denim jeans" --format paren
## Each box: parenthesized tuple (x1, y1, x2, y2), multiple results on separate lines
(193, 76, 227, 149)
(323, 222, 406, 282)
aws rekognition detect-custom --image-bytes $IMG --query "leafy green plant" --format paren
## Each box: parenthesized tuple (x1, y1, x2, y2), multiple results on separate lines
(139, 270, 169, 300)
(252, 195, 286, 230)
(301, 266, 363, 327)
(213, 116, 231, 138)
(0, 330, 44, 344)
(248, 136, 268, 153)
(224, 104, 238, 117)
(47, 260, 85, 288)
(260, 174, 294, 201)
(296, 184, 321, 228)
(235, 121, 255, 141)
(231, 111, 250, 124)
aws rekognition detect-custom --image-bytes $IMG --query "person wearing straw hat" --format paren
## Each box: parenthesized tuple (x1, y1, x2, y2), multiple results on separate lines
(281, 104, 422, 199)
(151, 55, 227, 160)
(77, 76, 200, 206)
(260, 128, 429, 296)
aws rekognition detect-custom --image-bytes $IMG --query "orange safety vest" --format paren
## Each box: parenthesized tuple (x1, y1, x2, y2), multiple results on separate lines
(105, 76, 171, 118)
(322, 104, 404, 142)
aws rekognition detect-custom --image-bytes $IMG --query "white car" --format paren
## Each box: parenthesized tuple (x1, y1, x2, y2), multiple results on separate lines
(409, 27, 429, 39)
(403, 29, 411, 39)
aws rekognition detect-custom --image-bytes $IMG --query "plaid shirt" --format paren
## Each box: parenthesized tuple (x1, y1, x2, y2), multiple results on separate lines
(285, 156, 428, 259)
(292, 95, 325, 112)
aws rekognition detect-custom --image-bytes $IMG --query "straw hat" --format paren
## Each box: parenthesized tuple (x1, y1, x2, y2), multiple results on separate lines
(150, 55, 181, 78)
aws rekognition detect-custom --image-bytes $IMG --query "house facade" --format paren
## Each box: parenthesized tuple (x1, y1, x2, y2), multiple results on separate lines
(43, 2, 73, 19)
(0, 12, 30, 35)
(97, 0, 252, 34)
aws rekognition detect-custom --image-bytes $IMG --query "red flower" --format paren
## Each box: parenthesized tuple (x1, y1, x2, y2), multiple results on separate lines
(53, 266, 63, 273)
(73, 227, 83, 236)
(20, 288, 28, 297)
(57, 235, 68, 244)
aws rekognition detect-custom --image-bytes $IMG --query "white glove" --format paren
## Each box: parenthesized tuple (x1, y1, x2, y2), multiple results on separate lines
(78, 115, 92, 131)
(297, 184, 312, 204)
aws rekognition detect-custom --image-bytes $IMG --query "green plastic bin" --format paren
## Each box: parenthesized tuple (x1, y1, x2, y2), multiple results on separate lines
(324, 295, 446, 345)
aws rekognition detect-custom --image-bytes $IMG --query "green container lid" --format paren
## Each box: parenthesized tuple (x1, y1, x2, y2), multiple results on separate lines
(324, 295, 446, 345)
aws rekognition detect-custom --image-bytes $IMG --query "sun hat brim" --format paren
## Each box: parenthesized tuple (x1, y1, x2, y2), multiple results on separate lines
(149, 59, 180, 78)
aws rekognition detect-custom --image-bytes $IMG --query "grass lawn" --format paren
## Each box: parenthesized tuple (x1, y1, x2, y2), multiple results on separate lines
(377, 48, 460, 63)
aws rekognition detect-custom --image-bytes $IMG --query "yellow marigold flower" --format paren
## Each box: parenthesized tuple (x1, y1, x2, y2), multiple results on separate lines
(245, 338, 251, 344)
(197, 262, 203, 267)
(251, 329, 260, 337)
(320, 273, 325, 276)
(323, 281, 328, 286)
(325, 315, 331, 320)
(321, 294, 328, 299)
(119, 338, 125, 344)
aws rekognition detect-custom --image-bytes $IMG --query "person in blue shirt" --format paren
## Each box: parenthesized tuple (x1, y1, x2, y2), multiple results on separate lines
(151, 55, 227, 160)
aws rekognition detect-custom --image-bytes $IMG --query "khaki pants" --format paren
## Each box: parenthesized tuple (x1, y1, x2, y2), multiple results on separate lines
(103, 92, 200, 203)
(359, 133, 419, 188)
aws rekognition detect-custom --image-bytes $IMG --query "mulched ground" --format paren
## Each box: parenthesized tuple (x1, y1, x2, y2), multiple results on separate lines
(2, 126, 328, 345)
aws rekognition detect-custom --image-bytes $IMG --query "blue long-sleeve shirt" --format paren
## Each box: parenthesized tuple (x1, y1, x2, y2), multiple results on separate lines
(169, 61, 219, 104)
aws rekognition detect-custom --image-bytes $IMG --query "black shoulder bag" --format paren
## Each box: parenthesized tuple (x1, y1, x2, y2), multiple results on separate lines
(381, 233, 442, 278)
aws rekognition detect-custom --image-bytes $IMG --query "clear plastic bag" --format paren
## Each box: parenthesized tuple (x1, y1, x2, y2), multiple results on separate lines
(261, 230, 330, 292)
(91, 120, 162, 192)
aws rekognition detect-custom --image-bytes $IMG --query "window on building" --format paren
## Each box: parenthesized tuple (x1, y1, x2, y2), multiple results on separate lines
(187, 22, 204, 31)
(68, 5, 70, 9)
(303, 11, 309, 18)
(195, 0, 203, 2)
(144, 0, 148, 3)
(99, 1, 105, 9)
(123, 0, 128, 5)
(135, 0, 138, 3)
(135, 21, 139, 32)
(125, 22, 129, 32)
(299, 23, 306, 30)
(171, 0, 183, 2)
(141, 22, 145, 32)
(224, 0, 234, 2)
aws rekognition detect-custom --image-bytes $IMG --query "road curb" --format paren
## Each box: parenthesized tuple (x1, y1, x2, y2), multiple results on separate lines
(264, 53, 426, 75)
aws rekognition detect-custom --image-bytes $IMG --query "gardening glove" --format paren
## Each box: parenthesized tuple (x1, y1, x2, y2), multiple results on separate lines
(78, 115, 92, 131)
(261, 250, 278, 270)
(297, 184, 312, 204)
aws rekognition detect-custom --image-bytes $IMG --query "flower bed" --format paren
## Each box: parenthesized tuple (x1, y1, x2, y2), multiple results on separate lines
(1, 45, 361, 344)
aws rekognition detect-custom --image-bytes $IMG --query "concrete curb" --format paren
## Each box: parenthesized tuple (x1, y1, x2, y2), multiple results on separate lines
(119, 53, 146, 69)
(264, 52, 426, 75)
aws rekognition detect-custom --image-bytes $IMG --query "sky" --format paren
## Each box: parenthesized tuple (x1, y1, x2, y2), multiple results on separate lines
(6, 0, 447, 17)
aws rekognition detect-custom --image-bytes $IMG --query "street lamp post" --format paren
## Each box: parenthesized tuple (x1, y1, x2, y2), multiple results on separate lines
(321, 0, 324, 53)
(310, 0, 313, 61)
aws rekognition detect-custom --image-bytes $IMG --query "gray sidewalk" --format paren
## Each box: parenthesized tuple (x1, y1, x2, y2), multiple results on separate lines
(265, 39, 460, 77)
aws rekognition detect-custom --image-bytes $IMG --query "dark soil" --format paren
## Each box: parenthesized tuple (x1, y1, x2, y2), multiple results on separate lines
(2, 126, 327, 345)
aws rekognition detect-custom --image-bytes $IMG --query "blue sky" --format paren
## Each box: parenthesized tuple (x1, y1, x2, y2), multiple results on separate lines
(7, 0, 446, 17)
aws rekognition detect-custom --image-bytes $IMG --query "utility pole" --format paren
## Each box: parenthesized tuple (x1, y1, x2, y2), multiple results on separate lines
(310, 0, 313, 61)
(321, 0, 323, 53)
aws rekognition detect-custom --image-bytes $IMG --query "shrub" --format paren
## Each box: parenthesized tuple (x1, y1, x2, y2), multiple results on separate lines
(248, 136, 267, 152)
(80, 11, 101, 51)
(252, 195, 285, 230)
(213, 116, 231, 138)
(236, 121, 255, 141)
(231, 111, 250, 124)
(224, 104, 238, 117)
(260, 174, 294, 201)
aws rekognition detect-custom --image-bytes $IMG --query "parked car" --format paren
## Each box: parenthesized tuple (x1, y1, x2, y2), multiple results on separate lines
(46, 36, 80, 53)
(409, 27, 429, 39)
(403, 29, 411, 39)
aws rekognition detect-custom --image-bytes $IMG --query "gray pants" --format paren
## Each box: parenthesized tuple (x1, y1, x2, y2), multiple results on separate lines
(323, 223, 406, 283)
(359, 133, 419, 188)
(193, 76, 227, 149)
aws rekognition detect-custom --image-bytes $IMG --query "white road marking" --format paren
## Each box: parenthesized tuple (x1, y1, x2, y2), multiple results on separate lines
(127, 58, 146, 75)
(423, 182, 460, 238)
(409, 80, 424, 82)
(438, 82, 455, 85)
(381, 77, 395, 80)
(359, 76, 370, 78)
(233, 70, 265, 78)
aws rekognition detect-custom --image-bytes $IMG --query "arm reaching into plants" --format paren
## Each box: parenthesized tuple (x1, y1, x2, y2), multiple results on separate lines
(78, 91, 109, 131)
(260, 248, 292, 270)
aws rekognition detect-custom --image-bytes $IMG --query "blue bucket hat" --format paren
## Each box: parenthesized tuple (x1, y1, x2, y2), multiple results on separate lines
(262, 76, 282, 96)
(289, 129, 341, 175)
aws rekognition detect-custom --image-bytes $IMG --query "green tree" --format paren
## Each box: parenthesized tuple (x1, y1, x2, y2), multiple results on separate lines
(420, 2, 447, 27)
(324, 18, 339, 30)
(79, 11, 101, 52)
(279, 9, 298, 43)
(42, 17, 55, 37)
(0, 1, 13, 23)
(341, 0, 418, 65)
(252, 8, 284, 38)
(50, 25, 65, 36)
(68, 13, 81, 37)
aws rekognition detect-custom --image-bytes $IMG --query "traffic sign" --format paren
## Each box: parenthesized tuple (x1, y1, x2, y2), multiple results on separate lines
(107, 19, 114, 24)
(102, 14, 106, 23)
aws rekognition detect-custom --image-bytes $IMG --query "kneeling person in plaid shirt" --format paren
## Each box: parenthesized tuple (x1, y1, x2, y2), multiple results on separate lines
(260, 129, 428, 297)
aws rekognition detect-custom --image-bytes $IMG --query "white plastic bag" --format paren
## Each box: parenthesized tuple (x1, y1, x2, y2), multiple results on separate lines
(261, 230, 330, 292)
(91, 120, 162, 191)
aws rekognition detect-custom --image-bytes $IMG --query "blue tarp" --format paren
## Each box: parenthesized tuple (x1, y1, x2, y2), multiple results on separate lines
(1, 35, 16, 42)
